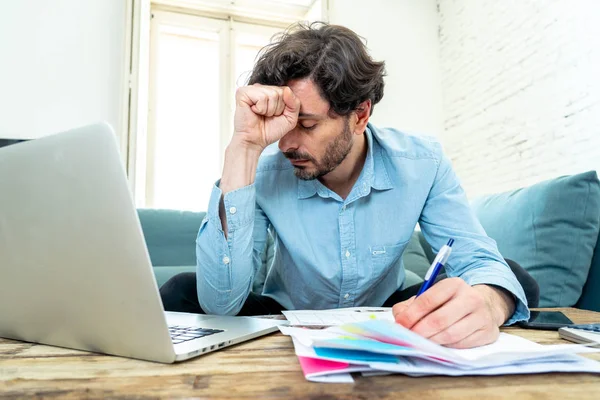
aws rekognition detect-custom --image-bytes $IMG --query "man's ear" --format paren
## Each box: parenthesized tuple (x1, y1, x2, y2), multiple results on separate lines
(353, 99, 372, 135)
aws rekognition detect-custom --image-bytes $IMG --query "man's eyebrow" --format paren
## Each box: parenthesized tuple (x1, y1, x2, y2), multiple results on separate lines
(298, 113, 326, 120)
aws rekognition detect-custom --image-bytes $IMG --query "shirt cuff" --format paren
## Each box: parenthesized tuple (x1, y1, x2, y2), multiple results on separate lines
(462, 273, 530, 326)
(223, 184, 255, 231)
(206, 180, 256, 232)
(207, 181, 224, 231)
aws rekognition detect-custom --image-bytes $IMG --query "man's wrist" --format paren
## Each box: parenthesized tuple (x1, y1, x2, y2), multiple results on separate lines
(474, 284, 516, 326)
(229, 133, 266, 155)
(219, 139, 263, 194)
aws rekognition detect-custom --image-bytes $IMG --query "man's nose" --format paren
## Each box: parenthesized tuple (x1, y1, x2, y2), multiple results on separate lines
(278, 127, 301, 153)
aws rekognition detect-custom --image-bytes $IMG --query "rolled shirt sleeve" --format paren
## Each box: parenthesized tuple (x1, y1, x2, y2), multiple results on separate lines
(418, 145, 530, 325)
(196, 181, 269, 315)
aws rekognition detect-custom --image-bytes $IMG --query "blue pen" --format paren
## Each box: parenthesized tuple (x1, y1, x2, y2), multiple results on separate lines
(416, 239, 454, 296)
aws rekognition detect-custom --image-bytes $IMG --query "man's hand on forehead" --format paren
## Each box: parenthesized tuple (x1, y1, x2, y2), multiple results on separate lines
(233, 84, 301, 150)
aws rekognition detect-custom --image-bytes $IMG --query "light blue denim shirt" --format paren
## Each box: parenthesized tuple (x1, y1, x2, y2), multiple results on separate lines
(196, 123, 529, 324)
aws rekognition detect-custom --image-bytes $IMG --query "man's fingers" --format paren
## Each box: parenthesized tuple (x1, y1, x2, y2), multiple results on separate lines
(271, 89, 282, 116)
(445, 325, 499, 349)
(240, 85, 298, 119)
(271, 87, 285, 116)
(424, 311, 481, 345)
(255, 87, 276, 116)
(233, 84, 300, 147)
(393, 278, 506, 349)
(244, 85, 284, 117)
(264, 87, 283, 116)
(392, 297, 415, 319)
(250, 96, 269, 115)
(282, 86, 300, 115)
(395, 278, 466, 329)
(409, 297, 473, 339)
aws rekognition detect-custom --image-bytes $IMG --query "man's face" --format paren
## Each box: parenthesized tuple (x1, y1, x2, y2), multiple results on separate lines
(278, 79, 354, 180)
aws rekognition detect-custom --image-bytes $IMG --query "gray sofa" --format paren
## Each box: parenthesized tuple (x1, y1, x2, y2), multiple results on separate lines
(139, 170, 600, 312)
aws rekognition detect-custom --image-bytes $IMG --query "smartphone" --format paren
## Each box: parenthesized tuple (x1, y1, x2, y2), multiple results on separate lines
(517, 311, 574, 330)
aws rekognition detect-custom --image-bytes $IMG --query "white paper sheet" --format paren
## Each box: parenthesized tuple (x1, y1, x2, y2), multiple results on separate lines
(313, 320, 600, 368)
(282, 307, 394, 326)
(368, 355, 600, 377)
(279, 321, 600, 382)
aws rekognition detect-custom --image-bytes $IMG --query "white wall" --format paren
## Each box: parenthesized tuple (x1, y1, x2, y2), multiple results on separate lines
(304, 0, 325, 21)
(438, 0, 600, 197)
(328, 0, 444, 135)
(0, 0, 128, 141)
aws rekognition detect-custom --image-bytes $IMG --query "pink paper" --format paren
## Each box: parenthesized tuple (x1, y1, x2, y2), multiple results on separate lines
(297, 356, 350, 376)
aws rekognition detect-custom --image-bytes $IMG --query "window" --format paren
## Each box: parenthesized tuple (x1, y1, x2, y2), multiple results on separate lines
(130, 0, 324, 210)
(141, 11, 285, 211)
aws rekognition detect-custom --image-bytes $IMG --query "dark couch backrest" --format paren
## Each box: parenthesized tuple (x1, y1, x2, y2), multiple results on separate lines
(576, 229, 600, 311)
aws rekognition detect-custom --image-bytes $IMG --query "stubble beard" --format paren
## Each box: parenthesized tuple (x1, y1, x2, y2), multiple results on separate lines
(291, 122, 353, 181)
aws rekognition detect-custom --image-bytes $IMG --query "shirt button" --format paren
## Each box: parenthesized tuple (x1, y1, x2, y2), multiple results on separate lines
(345, 250, 350, 258)
(222, 256, 230, 265)
(342, 205, 346, 211)
(229, 206, 237, 215)
(344, 293, 350, 299)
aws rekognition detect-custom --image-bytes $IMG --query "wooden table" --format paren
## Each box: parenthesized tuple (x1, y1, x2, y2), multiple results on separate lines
(1, 308, 600, 399)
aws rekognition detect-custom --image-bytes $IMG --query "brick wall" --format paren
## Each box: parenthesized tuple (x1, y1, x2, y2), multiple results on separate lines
(438, 0, 600, 197)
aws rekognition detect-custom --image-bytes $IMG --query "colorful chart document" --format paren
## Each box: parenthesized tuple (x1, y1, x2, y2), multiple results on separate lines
(279, 319, 600, 383)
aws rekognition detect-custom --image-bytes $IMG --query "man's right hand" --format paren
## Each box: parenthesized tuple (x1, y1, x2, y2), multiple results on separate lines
(218, 84, 300, 236)
(233, 84, 301, 151)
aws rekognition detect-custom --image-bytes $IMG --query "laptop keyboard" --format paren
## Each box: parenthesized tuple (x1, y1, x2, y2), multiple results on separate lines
(168, 325, 224, 344)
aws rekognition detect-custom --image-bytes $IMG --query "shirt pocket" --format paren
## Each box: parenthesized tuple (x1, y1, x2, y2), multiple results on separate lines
(368, 239, 410, 288)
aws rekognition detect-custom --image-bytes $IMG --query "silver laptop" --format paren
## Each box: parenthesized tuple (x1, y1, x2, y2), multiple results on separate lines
(0, 122, 286, 363)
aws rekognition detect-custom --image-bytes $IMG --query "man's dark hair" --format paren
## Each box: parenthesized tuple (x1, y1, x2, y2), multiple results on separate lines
(247, 22, 386, 117)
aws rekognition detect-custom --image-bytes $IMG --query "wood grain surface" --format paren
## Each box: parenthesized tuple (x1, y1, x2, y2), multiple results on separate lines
(1, 308, 600, 399)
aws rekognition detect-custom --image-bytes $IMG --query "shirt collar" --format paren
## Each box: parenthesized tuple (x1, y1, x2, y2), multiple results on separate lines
(361, 124, 394, 192)
(297, 123, 393, 200)
(297, 179, 320, 199)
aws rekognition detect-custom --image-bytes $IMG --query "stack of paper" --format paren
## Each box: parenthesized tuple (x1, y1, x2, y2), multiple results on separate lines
(279, 319, 600, 383)
(282, 307, 393, 327)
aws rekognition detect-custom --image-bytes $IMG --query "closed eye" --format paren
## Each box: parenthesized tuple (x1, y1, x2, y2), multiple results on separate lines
(300, 124, 317, 131)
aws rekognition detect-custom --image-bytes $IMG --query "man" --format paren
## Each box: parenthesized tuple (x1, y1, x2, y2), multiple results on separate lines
(161, 22, 537, 349)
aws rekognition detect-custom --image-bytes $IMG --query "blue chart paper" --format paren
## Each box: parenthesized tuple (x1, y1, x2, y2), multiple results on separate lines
(279, 320, 600, 383)
(314, 347, 399, 363)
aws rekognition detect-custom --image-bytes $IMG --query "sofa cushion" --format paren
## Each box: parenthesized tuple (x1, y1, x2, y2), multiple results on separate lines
(138, 209, 277, 290)
(402, 270, 424, 289)
(470, 171, 600, 307)
(154, 266, 196, 288)
(137, 209, 205, 266)
(402, 231, 432, 279)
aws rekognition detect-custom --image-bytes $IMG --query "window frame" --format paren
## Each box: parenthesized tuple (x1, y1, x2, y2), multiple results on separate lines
(126, 0, 325, 209)
(145, 11, 230, 207)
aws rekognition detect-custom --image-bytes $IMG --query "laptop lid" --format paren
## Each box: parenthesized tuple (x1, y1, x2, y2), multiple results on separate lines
(0, 123, 176, 363)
